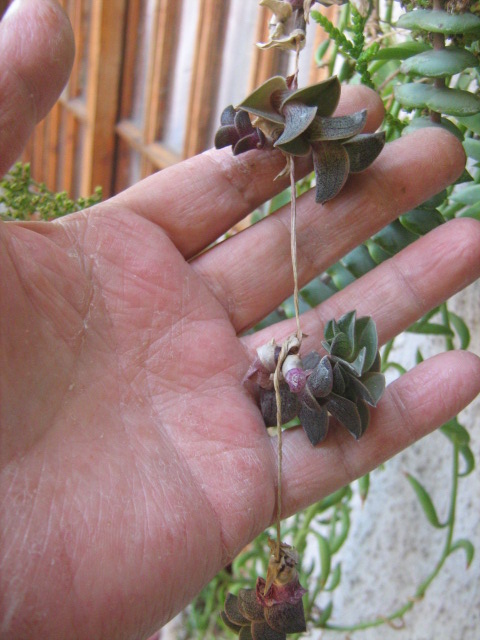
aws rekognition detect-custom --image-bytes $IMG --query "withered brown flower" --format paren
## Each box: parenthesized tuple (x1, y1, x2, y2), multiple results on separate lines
(222, 541, 306, 639)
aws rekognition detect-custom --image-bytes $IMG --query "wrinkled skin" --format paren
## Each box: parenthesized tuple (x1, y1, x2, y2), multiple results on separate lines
(1, 2, 479, 639)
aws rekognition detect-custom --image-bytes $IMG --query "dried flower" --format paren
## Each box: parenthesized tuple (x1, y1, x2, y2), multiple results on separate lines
(247, 311, 386, 445)
(222, 540, 307, 639)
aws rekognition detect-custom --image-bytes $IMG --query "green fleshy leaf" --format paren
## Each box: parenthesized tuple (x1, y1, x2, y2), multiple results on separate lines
(343, 132, 385, 172)
(312, 140, 350, 203)
(463, 137, 480, 161)
(448, 311, 471, 349)
(440, 419, 470, 447)
(406, 473, 446, 528)
(338, 347, 366, 377)
(396, 9, 480, 34)
(281, 76, 341, 116)
(365, 238, 391, 264)
(418, 189, 448, 209)
(357, 371, 385, 406)
(451, 183, 480, 206)
(329, 331, 353, 360)
(354, 316, 378, 372)
(237, 76, 287, 123)
(406, 321, 454, 336)
(459, 444, 475, 477)
(402, 115, 464, 140)
(395, 83, 480, 117)
(358, 473, 370, 502)
(449, 539, 475, 568)
(337, 310, 356, 346)
(307, 109, 367, 142)
(457, 113, 480, 134)
(328, 503, 351, 552)
(326, 393, 363, 439)
(275, 101, 317, 146)
(317, 533, 332, 587)
(326, 262, 356, 289)
(332, 361, 347, 395)
(401, 47, 478, 78)
(373, 220, 417, 255)
(317, 601, 333, 626)
(370, 40, 431, 60)
(399, 208, 444, 235)
(342, 245, 377, 277)
(324, 318, 339, 341)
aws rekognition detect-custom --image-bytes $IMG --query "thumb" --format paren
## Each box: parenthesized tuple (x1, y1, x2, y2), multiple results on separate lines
(0, 0, 75, 176)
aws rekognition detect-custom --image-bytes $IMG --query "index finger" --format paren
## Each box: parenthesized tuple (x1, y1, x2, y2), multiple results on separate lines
(111, 85, 384, 259)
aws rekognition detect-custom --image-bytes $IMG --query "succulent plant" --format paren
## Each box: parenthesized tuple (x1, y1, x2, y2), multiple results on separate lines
(215, 75, 385, 203)
(246, 311, 385, 445)
(222, 540, 306, 639)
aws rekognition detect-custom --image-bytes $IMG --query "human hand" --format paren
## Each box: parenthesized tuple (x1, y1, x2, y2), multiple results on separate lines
(1, 2, 479, 639)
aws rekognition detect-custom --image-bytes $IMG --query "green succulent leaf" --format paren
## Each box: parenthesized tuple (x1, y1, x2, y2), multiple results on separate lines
(463, 137, 480, 161)
(448, 311, 471, 350)
(459, 444, 475, 477)
(342, 245, 377, 277)
(237, 76, 287, 123)
(402, 115, 464, 140)
(343, 132, 385, 172)
(281, 76, 341, 116)
(451, 184, 480, 206)
(449, 539, 475, 568)
(338, 346, 366, 377)
(365, 238, 392, 264)
(325, 562, 341, 592)
(329, 331, 353, 360)
(356, 399, 370, 436)
(400, 208, 444, 235)
(275, 134, 312, 156)
(396, 9, 480, 34)
(354, 316, 378, 372)
(326, 261, 356, 289)
(312, 140, 350, 204)
(401, 47, 478, 78)
(317, 533, 332, 587)
(395, 83, 480, 117)
(356, 371, 386, 406)
(358, 473, 370, 502)
(406, 473, 446, 528)
(440, 419, 470, 447)
(275, 100, 317, 146)
(373, 220, 417, 256)
(457, 113, 480, 134)
(307, 109, 367, 142)
(337, 310, 357, 345)
(370, 40, 431, 60)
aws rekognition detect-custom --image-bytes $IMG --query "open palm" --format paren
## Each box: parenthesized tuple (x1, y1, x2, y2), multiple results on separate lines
(1, 2, 479, 640)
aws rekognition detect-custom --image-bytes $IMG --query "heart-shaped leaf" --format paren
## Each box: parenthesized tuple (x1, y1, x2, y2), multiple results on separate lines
(220, 105, 236, 125)
(215, 125, 239, 149)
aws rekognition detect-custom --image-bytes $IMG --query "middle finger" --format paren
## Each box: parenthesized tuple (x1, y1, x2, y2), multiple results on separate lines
(191, 128, 465, 333)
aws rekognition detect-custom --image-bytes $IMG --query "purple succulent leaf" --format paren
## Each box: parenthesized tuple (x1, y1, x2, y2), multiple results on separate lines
(220, 104, 237, 126)
(298, 387, 329, 445)
(251, 621, 286, 640)
(312, 140, 350, 204)
(260, 385, 299, 427)
(215, 125, 239, 149)
(326, 392, 363, 439)
(301, 350, 321, 370)
(225, 593, 250, 627)
(264, 599, 307, 634)
(220, 611, 244, 633)
(307, 354, 333, 397)
(238, 589, 265, 623)
(233, 133, 264, 156)
(235, 109, 255, 138)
